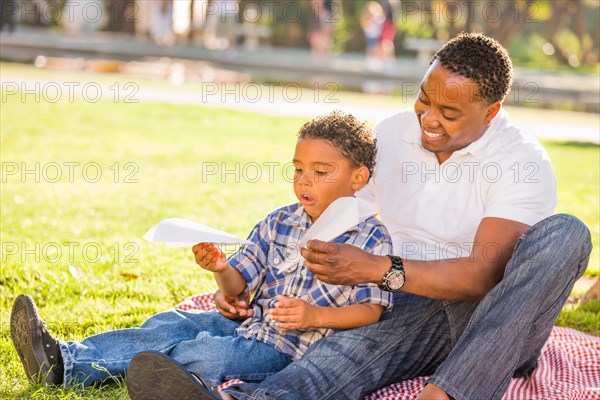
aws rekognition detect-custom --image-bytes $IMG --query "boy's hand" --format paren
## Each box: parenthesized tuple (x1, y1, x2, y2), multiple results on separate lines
(192, 243, 229, 272)
(270, 296, 318, 330)
(214, 289, 254, 321)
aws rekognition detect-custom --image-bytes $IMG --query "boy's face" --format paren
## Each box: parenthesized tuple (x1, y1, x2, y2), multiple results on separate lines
(292, 138, 369, 222)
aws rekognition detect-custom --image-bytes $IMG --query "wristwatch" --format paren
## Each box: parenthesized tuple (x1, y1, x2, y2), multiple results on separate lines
(380, 255, 406, 292)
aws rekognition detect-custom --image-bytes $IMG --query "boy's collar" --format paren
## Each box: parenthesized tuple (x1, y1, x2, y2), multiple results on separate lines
(283, 203, 360, 234)
(280, 203, 312, 229)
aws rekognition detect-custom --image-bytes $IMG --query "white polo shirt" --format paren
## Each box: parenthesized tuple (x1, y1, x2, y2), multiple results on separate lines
(358, 109, 557, 261)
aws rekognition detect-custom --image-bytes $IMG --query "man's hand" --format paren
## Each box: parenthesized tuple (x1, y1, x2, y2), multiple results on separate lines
(300, 240, 388, 286)
(192, 243, 228, 272)
(270, 296, 317, 330)
(213, 289, 254, 321)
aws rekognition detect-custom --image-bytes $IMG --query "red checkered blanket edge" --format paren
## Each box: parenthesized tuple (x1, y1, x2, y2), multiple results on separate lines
(176, 293, 600, 400)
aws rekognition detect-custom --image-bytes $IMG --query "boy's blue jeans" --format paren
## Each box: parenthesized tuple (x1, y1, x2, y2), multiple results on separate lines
(223, 214, 593, 400)
(59, 310, 291, 388)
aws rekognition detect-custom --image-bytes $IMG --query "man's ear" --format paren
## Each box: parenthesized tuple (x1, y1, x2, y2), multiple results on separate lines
(352, 166, 370, 191)
(484, 102, 501, 125)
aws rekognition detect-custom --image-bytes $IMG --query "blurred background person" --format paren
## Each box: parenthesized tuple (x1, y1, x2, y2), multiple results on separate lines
(378, 0, 396, 69)
(308, 0, 335, 64)
(360, 1, 385, 70)
(149, 0, 175, 46)
(62, 0, 106, 36)
(0, 0, 16, 34)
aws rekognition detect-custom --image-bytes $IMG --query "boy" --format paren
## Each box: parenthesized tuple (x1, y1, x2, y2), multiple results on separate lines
(10, 111, 393, 396)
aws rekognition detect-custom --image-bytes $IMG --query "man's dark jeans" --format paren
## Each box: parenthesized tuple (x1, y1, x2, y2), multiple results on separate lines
(225, 214, 592, 400)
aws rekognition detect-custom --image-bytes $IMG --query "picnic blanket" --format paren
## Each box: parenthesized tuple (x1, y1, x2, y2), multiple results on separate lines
(176, 293, 600, 400)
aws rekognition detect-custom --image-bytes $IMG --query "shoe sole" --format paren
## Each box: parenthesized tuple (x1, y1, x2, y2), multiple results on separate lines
(127, 351, 219, 400)
(10, 294, 59, 383)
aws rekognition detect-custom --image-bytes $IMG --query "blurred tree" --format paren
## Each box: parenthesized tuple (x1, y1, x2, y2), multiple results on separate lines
(269, 0, 309, 47)
(105, 0, 136, 33)
(32, 0, 595, 69)
(188, 0, 195, 40)
(544, 1, 570, 64)
(335, 0, 367, 52)
(486, 0, 536, 46)
(392, 0, 599, 69)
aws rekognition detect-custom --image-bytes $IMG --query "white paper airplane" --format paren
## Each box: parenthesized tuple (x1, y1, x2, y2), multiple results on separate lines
(143, 218, 253, 247)
(277, 197, 379, 272)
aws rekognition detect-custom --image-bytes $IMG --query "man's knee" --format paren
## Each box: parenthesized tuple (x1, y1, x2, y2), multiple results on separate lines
(547, 214, 591, 275)
(518, 214, 592, 275)
(532, 214, 590, 240)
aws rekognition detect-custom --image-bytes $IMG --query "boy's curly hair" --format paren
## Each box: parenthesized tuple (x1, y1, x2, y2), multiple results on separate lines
(431, 32, 513, 104)
(297, 111, 376, 181)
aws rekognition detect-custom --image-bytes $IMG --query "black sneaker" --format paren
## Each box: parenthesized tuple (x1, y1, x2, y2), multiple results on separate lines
(10, 294, 64, 385)
(127, 351, 223, 400)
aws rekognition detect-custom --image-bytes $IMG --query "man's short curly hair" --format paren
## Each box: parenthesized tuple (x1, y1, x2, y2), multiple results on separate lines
(297, 111, 376, 180)
(430, 32, 513, 104)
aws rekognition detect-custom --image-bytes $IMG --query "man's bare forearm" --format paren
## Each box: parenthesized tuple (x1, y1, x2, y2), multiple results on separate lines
(365, 254, 502, 301)
(402, 258, 503, 300)
(364, 218, 528, 300)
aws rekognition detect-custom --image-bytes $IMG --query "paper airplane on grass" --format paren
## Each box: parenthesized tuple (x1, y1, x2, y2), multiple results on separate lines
(143, 218, 253, 247)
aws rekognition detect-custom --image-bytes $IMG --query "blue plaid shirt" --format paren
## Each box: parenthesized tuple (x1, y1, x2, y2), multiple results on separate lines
(228, 202, 393, 361)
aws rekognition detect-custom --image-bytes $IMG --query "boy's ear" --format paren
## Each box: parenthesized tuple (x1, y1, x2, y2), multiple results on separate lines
(351, 166, 370, 190)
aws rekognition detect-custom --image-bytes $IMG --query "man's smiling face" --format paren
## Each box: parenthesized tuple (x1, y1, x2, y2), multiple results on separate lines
(414, 60, 500, 164)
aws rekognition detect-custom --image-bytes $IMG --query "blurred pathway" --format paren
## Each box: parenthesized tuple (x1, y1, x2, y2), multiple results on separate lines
(2, 69, 598, 144)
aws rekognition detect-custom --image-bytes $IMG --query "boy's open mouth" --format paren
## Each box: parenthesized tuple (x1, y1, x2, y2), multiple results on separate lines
(300, 193, 316, 206)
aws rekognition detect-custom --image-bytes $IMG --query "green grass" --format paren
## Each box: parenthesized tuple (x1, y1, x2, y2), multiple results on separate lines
(556, 300, 600, 334)
(1, 90, 598, 398)
(544, 141, 600, 277)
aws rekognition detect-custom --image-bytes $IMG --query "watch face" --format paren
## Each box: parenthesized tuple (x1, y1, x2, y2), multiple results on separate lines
(387, 271, 405, 290)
